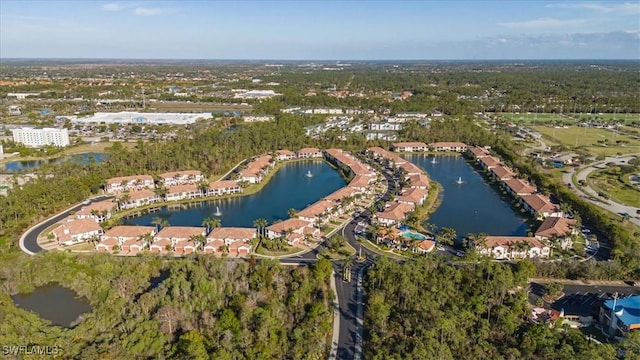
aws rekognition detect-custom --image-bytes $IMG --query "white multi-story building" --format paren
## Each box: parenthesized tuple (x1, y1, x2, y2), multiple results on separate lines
(12, 128, 70, 147)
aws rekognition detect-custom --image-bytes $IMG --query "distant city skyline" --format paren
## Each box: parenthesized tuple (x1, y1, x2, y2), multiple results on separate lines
(1, 0, 639, 60)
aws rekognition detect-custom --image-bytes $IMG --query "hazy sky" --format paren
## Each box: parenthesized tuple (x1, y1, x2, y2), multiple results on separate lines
(1, 1, 639, 59)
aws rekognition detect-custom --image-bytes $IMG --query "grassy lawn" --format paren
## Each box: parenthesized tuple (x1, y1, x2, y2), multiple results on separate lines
(502, 112, 561, 124)
(588, 166, 640, 208)
(357, 236, 407, 260)
(531, 125, 640, 156)
(569, 113, 640, 124)
(64, 242, 96, 251)
(255, 245, 301, 256)
(320, 243, 356, 260)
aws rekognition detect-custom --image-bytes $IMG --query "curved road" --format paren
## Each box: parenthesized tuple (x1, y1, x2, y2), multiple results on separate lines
(562, 154, 639, 226)
(18, 163, 397, 360)
(19, 195, 113, 254)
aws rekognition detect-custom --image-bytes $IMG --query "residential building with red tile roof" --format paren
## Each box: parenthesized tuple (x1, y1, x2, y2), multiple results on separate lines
(392, 142, 428, 152)
(396, 188, 428, 206)
(430, 142, 468, 152)
(96, 225, 155, 252)
(476, 236, 550, 259)
(165, 184, 202, 202)
(159, 170, 204, 187)
(374, 202, 415, 226)
(468, 146, 491, 158)
(154, 226, 206, 244)
(207, 180, 242, 196)
(239, 154, 274, 184)
(415, 240, 436, 254)
(491, 165, 516, 181)
(74, 200, 117, 222)
(52, 218, 103, 246)
(520, 194, 562, 219)
(324, 187, 359, 202)
(203, 239, 225, 254)
(535, 216, 578, 250)
(503, 178, 537, 196)
(116, 189, 161, 210)
(266, 218, 313, 239)
(276, 149, 297, 161)
(228, 240, 252, 255)
(174, 240, 199, 254)
(105, 175, 154, 193)
(348, 175, 373, 193)
(296, 148, 323, 158)
(397, 162, 422, 176)
(408, 174, 430, 189)
(297, 200, 337, 224)
(479, 156, 502, 169)
(207, 227, 257, 245)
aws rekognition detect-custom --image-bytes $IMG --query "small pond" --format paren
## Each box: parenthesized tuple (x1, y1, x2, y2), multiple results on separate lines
(11, 283, 92, 328)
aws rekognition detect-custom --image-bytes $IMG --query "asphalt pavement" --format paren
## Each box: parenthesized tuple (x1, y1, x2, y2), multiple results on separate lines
(19, 195, 113, 254)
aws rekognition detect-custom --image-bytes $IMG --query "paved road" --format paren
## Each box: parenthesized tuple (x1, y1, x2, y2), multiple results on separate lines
(19, 195, 113, 254)
(562, 155, 639, 226)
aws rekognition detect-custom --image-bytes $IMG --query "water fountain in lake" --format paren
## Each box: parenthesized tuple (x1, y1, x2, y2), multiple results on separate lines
(431, 157, 437, 164)
(306, 170, 313, 178)
(455, 177, 464, 185)
(214, 206, 222, 216)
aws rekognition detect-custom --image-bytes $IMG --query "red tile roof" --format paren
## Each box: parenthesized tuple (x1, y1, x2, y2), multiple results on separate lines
(491, 165, 516, 180)
(159, 170, 202, 180)
(103, 225, 155, 239)
(535, 217, 577, 238)
(521, 194, 558, 214)
(483, 236, 546, 249)
(393, 142, 428, 148)
(266, 218, 312, 233)
(469, 146, 490, 158)
(208, 180, 240, 189)
(155, 226, 206, 240)
(75, 200, 117, 216)
(207, 227, 257, 240)
(430, 142, 468, 148)
(107, 175, 153, 185)
(504, 178, 536, 195)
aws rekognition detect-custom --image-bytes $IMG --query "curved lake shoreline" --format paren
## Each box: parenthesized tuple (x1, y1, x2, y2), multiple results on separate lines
(405, 154, 530, 237)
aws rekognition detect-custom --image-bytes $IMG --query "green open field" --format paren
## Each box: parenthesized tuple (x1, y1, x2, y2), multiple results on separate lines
(588, 166, 640, 208)
(531, 125, 640, 156)
(502, 113, 561, 124)
(568, 113, 640, 124)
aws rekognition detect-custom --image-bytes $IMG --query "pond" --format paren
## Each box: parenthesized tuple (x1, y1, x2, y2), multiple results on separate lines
(12, 283, 92, 328)
(2, 152, 107, 172)
(404, 154, 529, 238)
(126, 160, 346, 228)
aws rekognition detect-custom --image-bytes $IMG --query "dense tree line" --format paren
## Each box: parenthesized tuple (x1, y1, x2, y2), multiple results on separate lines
(0, 252, 334, 359)
(364, 257, 617, 359)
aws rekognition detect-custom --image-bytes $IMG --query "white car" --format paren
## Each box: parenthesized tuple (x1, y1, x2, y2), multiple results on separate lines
(437, 246, 446, 251)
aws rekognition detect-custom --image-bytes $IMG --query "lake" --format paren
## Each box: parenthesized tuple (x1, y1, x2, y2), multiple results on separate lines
(2, 152, 107, 172)
(12, 283, 92, 328)
(127, 160, 346, 228)
(405, 154, 529, 238)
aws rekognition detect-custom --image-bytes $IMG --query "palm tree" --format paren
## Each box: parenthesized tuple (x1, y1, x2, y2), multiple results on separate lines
(151, 216, 163, 233)
(190, 234, 207, 250)
(438, 227, 457, 246)
(160, 219, 170, 230)
(140, 233, 154, 249)
(210, 218, 221, 231)
(118, 192, 131, 209)
(287, 208, 297, 218)
(202, 217, 217, 233)
(197, 180, 209, 197)
(253, 218, 268, 238)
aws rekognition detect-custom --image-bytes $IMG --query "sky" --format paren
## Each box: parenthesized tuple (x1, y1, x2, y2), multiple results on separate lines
(1, 1, 639, 60)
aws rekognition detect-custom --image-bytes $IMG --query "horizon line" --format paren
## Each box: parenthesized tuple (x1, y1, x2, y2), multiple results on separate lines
(1, 57, 639, 62)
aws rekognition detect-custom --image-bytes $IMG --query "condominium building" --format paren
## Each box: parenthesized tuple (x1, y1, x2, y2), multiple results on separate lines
(12, 128, 70, 147)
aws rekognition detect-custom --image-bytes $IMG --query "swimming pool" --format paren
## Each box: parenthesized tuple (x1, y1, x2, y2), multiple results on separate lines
(401, 230, 427, 240)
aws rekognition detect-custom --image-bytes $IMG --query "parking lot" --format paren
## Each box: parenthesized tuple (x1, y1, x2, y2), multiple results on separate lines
(529, 283, 640, 317)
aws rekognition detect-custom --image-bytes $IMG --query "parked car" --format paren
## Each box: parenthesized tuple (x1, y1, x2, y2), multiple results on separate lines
(455, 251, 465, 257)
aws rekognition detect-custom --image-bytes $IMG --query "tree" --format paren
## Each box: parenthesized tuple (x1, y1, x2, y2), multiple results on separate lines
(152, 216, 163, 233)
(253, 218, 267, 238)
(287, 208, 297, 218)
(543, 282, 564, 297)
(438, 227, 457, 246)
(202, 217, 217, 233)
